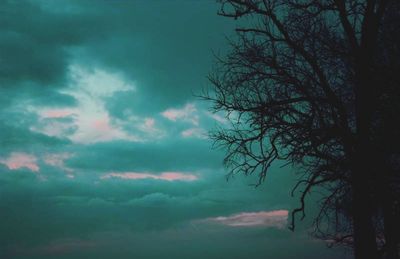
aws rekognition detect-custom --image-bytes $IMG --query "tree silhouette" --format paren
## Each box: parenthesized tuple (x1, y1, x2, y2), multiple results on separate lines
(204, 1, 399, 258)
(372, 3, 400, 257)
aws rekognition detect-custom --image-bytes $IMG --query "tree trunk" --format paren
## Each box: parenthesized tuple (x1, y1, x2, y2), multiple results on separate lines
(382, 164, 400, 259)
(351, 164, 379, 259)
(352, 62, 379, 259)
(383, 197, 400, 259)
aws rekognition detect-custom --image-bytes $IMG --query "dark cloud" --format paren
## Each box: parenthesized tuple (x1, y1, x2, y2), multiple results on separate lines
(67, 139, 224, 172)
(67, 0, 236, 114)
(0, 122, 70, 153)
(0, 0, 92, 86)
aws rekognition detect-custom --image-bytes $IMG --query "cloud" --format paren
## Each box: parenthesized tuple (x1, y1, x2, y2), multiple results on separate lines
(0, 152, 39, 172)
(29, 65, 141, 144)
(0, 151, 76, 176)
(66, 139, 224, 173)
(144, 118, 155, 129)
(40, 109, 76, 119)
(161, 103, 199, 126)
(43, 152, 74, 174)
(100, 172, 198, 182)
(68, 65, 134, 98)
(206, 112, 228, 124)
(181, 127, 207, 139)
(202, 210, 289, 228)
(30, 117, 77, 140)
(129, 116, 166, 138)
(0, 121, 69, 149)
(27, 65, 175, 144)
(62, 65, 139, 144)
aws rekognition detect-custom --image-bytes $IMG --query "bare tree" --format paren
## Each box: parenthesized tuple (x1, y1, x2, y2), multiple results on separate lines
(204, 1, 398, 258)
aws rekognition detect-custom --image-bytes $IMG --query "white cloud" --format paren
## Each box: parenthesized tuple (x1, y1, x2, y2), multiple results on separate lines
(68, 64, 134, 98)
(206, 112, 228, 124)
(201, 210, 288, 228)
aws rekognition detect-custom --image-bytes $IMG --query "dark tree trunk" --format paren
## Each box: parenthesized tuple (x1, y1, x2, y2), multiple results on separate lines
(352, 159, 379, 259)
(382, 164, 400, 259)
(352, 46, 379, 259)
(383, 196, 400, 259)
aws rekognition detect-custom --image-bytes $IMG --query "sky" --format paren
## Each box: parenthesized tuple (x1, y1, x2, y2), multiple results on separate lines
(0, 1, 351, 258)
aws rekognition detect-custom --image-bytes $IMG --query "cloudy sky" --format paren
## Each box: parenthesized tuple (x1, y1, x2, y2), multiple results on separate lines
(0, 1, 350, 258)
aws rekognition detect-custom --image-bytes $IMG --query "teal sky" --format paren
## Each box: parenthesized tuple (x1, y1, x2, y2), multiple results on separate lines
(0, 1, 350, 258)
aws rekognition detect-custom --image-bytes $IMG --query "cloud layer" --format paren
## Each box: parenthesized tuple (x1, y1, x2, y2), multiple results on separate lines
(101, 172, 198, 182)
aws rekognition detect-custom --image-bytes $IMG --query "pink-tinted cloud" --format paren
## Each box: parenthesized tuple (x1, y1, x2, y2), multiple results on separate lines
(69, 113, 139, 144)
(137, 117, 165, 137)
(161, 103, 199, 126)
(144, 118, 155, 128)
(0, 152, 39, 172)
(101, 172, 198, 182)
(40, 109, 76, 119)
(93, 119, 111, 131)
(204, 210, 288, 228)
(181, 127, 207, 139)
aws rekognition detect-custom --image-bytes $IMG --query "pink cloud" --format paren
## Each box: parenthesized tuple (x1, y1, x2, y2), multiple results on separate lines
(0, 152, 39, 172)
(204, 210, 288, 228)
(161, 103, 199, 126)
(69, 113, 139, 144)
(144, 118, 155, 128)
(181, 127, 207, 139)
(101, 171, 198, 182)
(162, 110, 182, 121)
(93, 118, 111, 131)
(160, 172, 198, 181)
(41, 109, 75, 119)
(138, 117, 164, 135)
